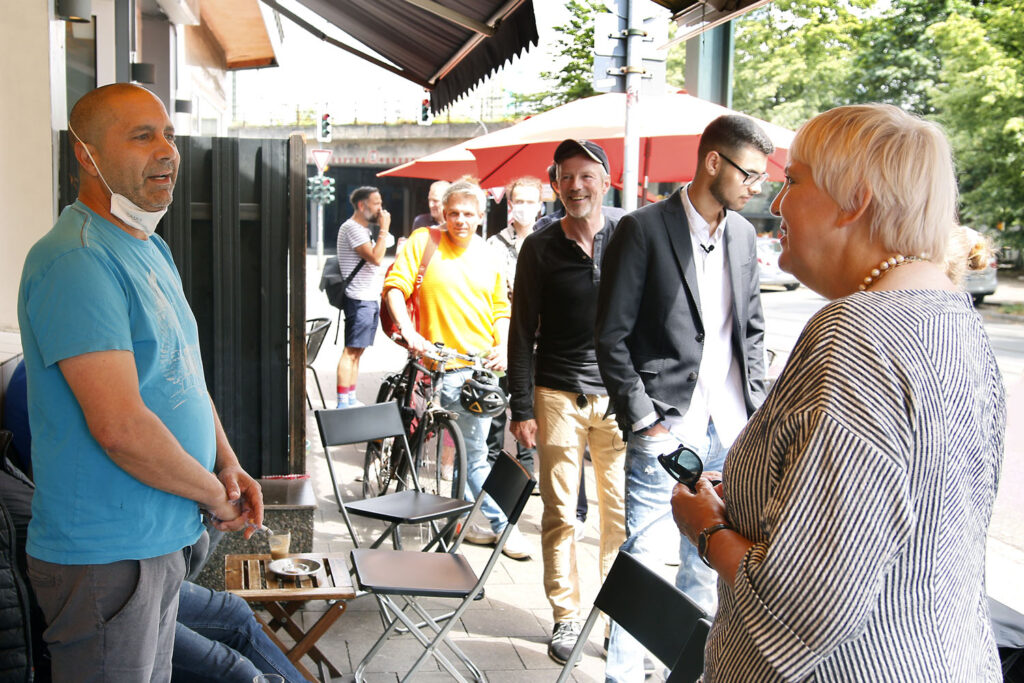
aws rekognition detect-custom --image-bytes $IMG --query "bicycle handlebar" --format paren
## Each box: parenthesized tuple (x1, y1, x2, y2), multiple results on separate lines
(413, 344, 483, 366)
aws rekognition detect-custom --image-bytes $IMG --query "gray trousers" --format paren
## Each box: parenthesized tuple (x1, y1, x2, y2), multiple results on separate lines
(28, 549, 186, 682)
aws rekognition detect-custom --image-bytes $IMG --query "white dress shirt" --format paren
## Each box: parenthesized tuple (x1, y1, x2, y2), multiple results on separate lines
(665, 186, 748, 450)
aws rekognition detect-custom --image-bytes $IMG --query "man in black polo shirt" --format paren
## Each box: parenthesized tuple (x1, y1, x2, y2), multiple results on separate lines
(507, 139, 627, 665)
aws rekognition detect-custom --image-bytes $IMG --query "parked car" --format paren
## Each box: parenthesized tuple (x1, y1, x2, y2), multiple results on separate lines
(756, 237, 800, 290)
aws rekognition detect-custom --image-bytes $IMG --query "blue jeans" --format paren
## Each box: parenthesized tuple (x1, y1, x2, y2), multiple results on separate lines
(439, 368, 507, 532)
(605, 421, 727, 683)
(173, 581, 307, 683)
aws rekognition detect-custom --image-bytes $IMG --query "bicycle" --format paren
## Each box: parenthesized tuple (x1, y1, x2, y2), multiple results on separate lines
(364, 344, 494, 501)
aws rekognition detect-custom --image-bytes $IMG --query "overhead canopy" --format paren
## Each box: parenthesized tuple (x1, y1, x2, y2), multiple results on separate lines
(263, 0, 538, 113)
(651, 0, 773, 44)
(200, 0, 278, 69)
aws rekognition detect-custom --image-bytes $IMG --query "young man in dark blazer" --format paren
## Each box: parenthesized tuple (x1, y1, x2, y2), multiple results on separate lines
(596, 115, 772, 682)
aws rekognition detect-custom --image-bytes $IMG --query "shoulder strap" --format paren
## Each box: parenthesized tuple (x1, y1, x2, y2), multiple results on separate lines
(413, 228, 441, 289)
(495, 229, 518, 259)
(341, 259, 366, 289)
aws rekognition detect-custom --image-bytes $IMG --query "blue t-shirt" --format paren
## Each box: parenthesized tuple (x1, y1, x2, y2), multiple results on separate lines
(17, 202, 213, 564)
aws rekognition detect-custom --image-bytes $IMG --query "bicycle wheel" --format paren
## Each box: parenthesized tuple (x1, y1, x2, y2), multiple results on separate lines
(362, 374, 406, 498)
(404, 413, 467, 500)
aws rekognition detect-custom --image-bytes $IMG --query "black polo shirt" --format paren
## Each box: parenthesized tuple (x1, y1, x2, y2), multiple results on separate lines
(507, 215, 619, 421)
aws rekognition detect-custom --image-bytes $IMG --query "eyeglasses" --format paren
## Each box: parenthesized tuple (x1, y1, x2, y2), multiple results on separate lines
(657, 444, 721, 492)
(718, 152, 769, 187)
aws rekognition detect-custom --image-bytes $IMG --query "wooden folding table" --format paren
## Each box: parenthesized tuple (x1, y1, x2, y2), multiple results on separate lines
(225, 552, 355, 682)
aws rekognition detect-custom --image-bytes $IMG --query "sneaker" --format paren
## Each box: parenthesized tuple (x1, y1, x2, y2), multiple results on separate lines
(501, 525, 532, 560)
(440, 448, 454, 481)
(548, 621, 582, 665)
(573, 519, 585, 542)
(350, 399, 365, 408)
(463, 522, 498, 545)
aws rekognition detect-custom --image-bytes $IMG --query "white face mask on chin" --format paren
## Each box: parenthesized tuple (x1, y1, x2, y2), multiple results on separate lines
(69, 123, 168, 237)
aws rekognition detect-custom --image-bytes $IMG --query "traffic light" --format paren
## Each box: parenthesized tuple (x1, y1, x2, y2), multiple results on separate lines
(318, 111, 332, 142)
(322, 177, 336, 205)
(418, 98, 432, 126)
(306, 176, 336, 205)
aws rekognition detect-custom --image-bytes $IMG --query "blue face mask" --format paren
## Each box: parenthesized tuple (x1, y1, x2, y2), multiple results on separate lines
(69, 123, 168, 237)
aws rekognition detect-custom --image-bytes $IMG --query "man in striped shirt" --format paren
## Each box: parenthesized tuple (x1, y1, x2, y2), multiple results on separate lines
(335, 186, 391, 408)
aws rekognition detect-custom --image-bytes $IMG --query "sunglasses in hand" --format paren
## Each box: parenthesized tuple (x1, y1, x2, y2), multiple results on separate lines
(657, 444, 722, 492)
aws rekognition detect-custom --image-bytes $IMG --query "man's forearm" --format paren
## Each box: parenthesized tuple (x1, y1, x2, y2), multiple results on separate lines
(101, 406, 231, 512)
(385, 287, 413, 333)
(59, 350, 234, 517)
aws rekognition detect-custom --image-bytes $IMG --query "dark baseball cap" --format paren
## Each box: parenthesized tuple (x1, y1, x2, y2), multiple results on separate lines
(553, 139, 610, 174)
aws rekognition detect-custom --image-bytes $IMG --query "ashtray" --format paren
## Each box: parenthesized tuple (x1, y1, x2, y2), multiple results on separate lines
(268, 558, 322, 577)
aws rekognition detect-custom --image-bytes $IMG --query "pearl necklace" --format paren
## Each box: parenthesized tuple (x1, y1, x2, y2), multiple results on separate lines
(858, 255, 923, 291)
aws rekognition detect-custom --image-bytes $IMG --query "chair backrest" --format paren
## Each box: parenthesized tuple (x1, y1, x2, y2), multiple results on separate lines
(481, 449, 535, 524)
(316, 402, 407, 447)
(664, 618, 712, 683)
(597, 551, 709, 676)
(305, 317, 331, 366)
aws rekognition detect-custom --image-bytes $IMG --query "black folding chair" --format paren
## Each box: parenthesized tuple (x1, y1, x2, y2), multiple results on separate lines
(555, 550, 712, 683)
(351, 450, 536, 683)
(305, 317, 331, 409)
(315, 402, 473, 552)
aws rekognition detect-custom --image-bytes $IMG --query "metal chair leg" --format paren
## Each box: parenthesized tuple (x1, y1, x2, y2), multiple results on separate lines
(308, 365, 327, 408)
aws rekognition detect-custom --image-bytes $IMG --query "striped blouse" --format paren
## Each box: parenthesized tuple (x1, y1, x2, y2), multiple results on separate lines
(707, 290, 1005, 682)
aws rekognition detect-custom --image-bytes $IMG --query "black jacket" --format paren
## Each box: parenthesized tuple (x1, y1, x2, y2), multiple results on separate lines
(595, 189, 766, 433)
(0, 431, 32, 681)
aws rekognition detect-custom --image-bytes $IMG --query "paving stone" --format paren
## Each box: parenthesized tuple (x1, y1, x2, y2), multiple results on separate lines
(485, 670, 565, 683)
(448, 635, 525, 669)
(484, 582, 552, 610)
(345, 635, 443, 675)
(459, 602, 548, 638)
(510, 636, 563, 671)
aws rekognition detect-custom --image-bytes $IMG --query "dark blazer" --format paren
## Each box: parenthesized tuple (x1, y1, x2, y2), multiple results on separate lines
(595, 188, 766, 433)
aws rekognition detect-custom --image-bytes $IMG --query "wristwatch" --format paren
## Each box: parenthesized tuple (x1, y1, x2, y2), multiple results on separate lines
(697, 523, 732, 568)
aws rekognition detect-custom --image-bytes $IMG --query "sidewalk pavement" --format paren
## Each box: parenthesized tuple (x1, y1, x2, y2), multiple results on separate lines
(296, 255, 664, 681)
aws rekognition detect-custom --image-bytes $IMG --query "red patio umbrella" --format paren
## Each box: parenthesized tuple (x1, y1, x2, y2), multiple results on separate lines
(376, 141, 478, 181)
(464, 92, 795, 190)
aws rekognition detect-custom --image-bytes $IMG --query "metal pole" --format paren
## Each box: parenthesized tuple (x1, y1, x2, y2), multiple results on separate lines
(621, 0, 643, 212)
(316, 171, 325, 270)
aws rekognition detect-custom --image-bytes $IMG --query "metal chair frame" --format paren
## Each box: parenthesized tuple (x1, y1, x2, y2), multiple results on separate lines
(304, 317, 331, 409)
(315, 402, 473, 553)
(351, 450, 535, 683)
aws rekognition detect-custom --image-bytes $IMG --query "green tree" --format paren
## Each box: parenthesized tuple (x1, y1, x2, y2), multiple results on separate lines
(665, 23, 686, 90)
(726, 0, 1024, 241)
(928, 3, 1024, 239)
(511, 0, 604, 114)
(729, 0, 871, 129)
(846, 0, 952, 114)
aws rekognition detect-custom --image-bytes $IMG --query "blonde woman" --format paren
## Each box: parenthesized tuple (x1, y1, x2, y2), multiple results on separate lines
(672, 104, 1005, 682)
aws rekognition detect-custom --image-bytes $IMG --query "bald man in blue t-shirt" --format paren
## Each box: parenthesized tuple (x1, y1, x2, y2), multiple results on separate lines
(17, 83, 262, 681)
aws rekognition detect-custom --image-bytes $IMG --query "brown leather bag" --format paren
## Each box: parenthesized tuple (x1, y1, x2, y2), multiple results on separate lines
(379, 228, 440, 347)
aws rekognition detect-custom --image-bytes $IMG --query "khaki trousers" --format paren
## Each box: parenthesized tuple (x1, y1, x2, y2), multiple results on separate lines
(535, 386, 626, 622)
